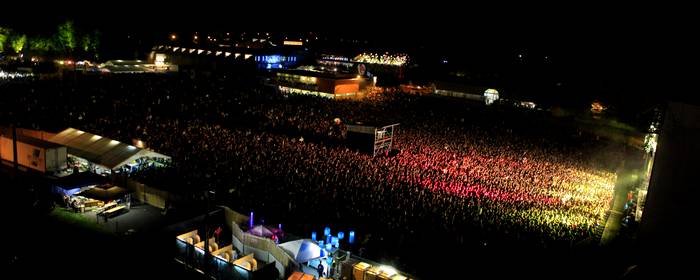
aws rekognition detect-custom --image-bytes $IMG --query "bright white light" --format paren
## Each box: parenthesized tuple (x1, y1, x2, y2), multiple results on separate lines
(379, 265, 397, 276)
(644, 133, 658, 153)
(484, 88, 500, 105)
(91, 135, 102, 141)
(109, 140, 119, 145)
(75, 130, 85, 135)
(155, 54, 166, 66)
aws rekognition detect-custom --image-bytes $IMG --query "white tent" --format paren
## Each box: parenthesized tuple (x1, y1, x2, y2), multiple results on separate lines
(49, 128, 170, 170)
(279, 239, 325, 263)
(248, 225, 274, 237)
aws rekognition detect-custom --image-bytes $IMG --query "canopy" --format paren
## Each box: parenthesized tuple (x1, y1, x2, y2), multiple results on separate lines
(279, 239, 325, 263)
(52, 171, 109, 190)
(248, 225, 275, 238)
(77, 184, 130, 201)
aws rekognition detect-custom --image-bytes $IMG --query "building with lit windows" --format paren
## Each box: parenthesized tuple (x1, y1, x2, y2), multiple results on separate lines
(271, 69, 363, 99)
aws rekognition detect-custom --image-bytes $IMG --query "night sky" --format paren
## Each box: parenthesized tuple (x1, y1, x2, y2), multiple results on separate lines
(1, 7, 691, 108)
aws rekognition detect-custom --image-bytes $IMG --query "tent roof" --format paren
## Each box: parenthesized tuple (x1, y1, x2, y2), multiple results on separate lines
(77, 184, 130, 201)
(48, 128, 169, 170)
(434, 81, 490, 94)
(51, 171, 110, 189)
(248, 225, 274, 237)
(279, 239, 325, 263)
(15, 134, 64, 149)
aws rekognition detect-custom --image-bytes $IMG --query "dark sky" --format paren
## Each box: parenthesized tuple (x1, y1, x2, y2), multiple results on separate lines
(1, 7, 693, 107)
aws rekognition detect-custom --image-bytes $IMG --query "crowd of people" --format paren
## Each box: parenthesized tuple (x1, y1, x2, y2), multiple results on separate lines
(1, 72, 623, 252)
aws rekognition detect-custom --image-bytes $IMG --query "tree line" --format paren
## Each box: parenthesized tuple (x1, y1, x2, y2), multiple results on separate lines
(0, 20, 99, 60)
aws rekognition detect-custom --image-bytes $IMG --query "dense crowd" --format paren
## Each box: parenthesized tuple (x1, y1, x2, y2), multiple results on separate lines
(1, 73, 621, 249)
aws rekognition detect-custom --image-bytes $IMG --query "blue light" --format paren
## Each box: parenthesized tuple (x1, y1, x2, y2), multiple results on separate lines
(63, 187, 82, 196)
(349, 231, 355, 244)
(324, 227, 331, 236)
(262, 55, 281, 64)
(311, 232, 317, 241)
(266, 64, 272, 69)
(338, 232, 344, 239)
(331, 237, 339, 246)
(250, 212, 254, 228)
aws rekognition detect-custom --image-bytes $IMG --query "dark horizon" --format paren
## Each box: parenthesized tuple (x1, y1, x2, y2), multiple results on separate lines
(2, 8, 682, 114)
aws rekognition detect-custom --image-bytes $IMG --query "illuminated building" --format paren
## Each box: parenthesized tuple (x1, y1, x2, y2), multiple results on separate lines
(272, 69, 362, 99)
(254, 55, 298, 69)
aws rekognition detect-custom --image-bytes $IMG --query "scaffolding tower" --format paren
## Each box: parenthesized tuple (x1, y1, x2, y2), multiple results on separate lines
(372, 124, 398, 157)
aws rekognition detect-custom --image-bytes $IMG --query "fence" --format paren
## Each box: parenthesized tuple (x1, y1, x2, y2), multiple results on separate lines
(122, 178, 186, 209)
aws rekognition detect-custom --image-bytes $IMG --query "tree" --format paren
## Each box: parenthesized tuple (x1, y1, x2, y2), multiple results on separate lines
(29, 36, 52, 53)
(81, 34, 91, 52)
(0, 27, 10, 53)
(56, 20, 76, 55)
(90, 31, 100, 52)
(79, 30, 100, 59)
(10, 34, 26, 54)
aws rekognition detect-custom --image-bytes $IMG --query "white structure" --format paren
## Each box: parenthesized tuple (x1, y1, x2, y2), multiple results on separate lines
(484, 88, 500, 105)
(48, 128, 170, 172)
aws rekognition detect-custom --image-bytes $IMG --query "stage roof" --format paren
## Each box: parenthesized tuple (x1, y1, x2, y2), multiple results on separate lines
(51, 171, 110, 190)
(279, 239, 325, 263)
(77, 184, 130, 201)
(48, 128, 170, 170)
